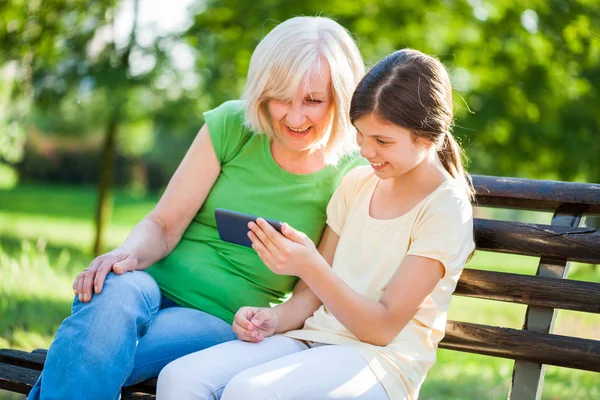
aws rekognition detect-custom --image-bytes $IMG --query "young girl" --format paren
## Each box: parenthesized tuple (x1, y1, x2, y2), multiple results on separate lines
(157, 49, 475, 400)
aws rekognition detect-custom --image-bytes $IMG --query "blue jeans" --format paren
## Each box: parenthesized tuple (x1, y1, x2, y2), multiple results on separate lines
(27, 270, 237, 400)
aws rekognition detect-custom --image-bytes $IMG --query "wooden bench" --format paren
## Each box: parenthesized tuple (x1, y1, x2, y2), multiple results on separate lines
(1, 175, 599, 399)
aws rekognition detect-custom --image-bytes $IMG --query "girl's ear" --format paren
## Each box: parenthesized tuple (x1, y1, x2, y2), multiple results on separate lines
(413, 135, 433, 150)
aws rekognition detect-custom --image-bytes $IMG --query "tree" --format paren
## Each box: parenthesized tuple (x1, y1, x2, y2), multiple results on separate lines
(0, 0, 195, 254)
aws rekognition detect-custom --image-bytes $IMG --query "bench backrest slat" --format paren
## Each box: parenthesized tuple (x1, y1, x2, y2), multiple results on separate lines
(472, 175, 600, 212)
(441, 321, 600, 372)
(455, 268, 600, 313)
(474, 219, 600, 264)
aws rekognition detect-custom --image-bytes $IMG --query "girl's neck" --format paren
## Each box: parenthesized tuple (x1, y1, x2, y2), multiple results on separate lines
(389, 151, 449, 194)
(370, 152, 450, 220)
(380, 152, 452, 203)
(270, 140, 326, 175)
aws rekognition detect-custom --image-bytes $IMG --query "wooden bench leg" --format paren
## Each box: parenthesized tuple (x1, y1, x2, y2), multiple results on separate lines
(508, 208, 582, 400)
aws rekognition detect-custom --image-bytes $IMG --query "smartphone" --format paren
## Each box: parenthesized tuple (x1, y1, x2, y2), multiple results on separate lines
(214, 208, 283, 247)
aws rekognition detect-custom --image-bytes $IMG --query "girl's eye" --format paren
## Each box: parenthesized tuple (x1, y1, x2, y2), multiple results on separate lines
(307, 98, 323, 104)
(376, 138, 388, 145)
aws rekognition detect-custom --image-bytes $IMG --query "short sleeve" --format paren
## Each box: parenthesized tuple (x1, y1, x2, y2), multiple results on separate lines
(203, 100, 252, 165)
(407, 195, 475, 275)
(326, 167, 366, 235)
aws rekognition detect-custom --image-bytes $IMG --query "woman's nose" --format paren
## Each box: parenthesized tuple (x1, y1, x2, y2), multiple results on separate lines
(287, 103, 307, 127)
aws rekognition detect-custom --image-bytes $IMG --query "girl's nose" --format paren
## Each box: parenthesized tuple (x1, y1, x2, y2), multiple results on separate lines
(360, 143, 375, 159)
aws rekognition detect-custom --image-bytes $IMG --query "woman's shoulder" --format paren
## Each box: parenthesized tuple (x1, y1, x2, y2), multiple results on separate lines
(204, 100, 246, 124)
(203, 100, 255, 164)
(335, 149, 368, 170)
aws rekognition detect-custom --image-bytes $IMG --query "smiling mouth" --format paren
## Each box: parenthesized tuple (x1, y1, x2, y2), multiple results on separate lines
(286, 125, 311, 133)
(370, 162, 388, 171)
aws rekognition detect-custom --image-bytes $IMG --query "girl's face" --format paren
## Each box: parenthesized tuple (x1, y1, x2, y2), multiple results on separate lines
(267, 59, 332, 154)
(354, 113, 431, 180)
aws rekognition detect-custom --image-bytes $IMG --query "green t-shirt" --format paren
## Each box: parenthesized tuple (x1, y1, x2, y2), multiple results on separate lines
(148, 100, 362, 324)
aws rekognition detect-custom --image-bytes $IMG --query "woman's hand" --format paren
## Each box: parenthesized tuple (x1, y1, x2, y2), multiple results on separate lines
(72, 248, 138, 302)
(232, 306, 279, 343)
(248, 219, 325, 278)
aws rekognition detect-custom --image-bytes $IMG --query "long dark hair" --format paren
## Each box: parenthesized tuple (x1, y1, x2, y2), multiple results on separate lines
(350, 49, 474, 199)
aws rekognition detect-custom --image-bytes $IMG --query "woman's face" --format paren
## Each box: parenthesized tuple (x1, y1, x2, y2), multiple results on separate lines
(267, 59, 333, 154)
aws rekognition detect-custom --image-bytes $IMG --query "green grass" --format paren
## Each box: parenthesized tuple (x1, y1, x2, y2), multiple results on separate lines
(0, 183, 598, 399)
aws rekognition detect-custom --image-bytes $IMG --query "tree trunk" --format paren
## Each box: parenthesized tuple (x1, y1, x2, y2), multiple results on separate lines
(93, 114, 118, 256)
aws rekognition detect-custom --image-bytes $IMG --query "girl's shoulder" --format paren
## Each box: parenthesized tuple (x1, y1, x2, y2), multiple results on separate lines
(422, 179, 473, 218)
(338, 165, 378, 192)
(329, 165, 377, 207)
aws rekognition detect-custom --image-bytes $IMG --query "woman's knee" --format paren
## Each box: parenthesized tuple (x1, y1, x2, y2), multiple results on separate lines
(82, 271, 161, 308)
(105, 270, 159, 296)
(69, 271, 162, 331)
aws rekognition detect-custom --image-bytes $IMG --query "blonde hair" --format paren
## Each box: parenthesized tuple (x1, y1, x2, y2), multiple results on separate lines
(242, 16, 365, 165)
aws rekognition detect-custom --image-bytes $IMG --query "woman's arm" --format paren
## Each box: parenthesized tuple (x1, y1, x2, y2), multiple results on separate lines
(249, 219, 444, 346)
(124, 124, 221, 267)
(75, 124, 221, 301)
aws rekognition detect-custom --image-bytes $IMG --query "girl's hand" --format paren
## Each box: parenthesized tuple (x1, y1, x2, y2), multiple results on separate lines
(232, 306, 279, 343)
(248, 219, 324, 278)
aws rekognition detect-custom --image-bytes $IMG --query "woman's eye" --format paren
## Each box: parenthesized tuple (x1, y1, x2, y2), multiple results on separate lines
(307, 98, 323, 104)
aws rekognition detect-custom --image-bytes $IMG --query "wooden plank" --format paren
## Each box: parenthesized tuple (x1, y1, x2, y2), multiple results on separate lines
(124, 378, 157, 395)
(472, 175, 600, 212)
(508, 209, 581, 400)
(122, 391, 156, 399)
(455, 269, 600, 313)
(0, 349, 45, 370)
(0, 363, 40, 394)
(440, 320, 600, 372)
(0, 349, 157, 395)
(474, 219, 600, 264)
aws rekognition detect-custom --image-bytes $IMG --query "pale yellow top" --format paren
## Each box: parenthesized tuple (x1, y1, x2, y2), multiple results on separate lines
(285, 166, 475, 399)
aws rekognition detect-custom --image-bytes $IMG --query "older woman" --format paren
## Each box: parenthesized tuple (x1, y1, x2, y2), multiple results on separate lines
(28, 16, 365, 400)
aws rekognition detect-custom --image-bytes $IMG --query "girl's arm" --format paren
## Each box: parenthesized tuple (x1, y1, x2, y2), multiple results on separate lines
(302, 254, 443, 346)
(75, 124, 221, 301)
(273, 227, 339, 332)
(232, 227, 339, 342)
(249, 219, 444, 346)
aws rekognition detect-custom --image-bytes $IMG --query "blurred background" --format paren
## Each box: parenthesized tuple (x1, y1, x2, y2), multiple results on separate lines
(0, 0, 599, 398)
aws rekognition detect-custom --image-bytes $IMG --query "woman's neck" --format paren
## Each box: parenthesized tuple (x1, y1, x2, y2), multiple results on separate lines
(269, 140, 326, 175)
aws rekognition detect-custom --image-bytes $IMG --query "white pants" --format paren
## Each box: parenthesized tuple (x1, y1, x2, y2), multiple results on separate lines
(156, 335, 389, 400)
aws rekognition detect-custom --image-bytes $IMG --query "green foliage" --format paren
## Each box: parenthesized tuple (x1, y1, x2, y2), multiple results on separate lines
(0, 238, 74, 349)
(3, 0, 598, 183)
(184, 0, 600, 182)
(0, 63, 27, 165)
